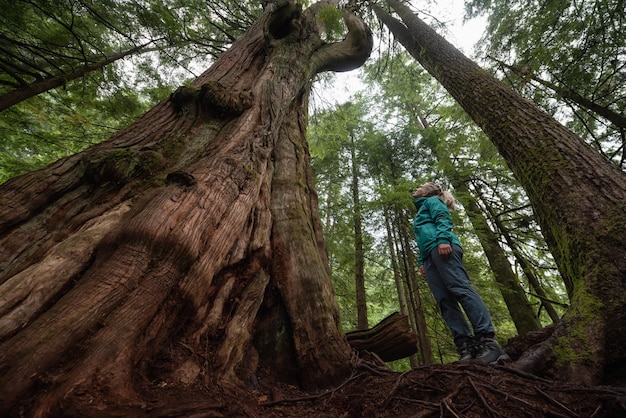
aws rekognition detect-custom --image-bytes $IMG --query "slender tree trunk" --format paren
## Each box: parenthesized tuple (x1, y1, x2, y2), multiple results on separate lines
(456, 180, 542, 334)
(384, 206, 419, 367)
(475, 186, 563, 323)
(378, 177, 422, 366)
(350, 135, 368, 329)
(383, 206, 409, 317)
(0, 2, 372, 415)
(397, 209, 434, 365)
(376, 0, 626, 384)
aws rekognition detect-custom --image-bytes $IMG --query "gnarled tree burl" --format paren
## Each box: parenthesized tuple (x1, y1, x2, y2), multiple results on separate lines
(0, 1, 372, 415)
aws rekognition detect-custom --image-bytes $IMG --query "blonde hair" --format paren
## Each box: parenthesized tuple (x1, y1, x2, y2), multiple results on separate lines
(421, 182, 456, 211)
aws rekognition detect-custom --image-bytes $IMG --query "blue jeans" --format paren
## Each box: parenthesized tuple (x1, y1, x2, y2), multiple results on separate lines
(424, 244, 494, 346)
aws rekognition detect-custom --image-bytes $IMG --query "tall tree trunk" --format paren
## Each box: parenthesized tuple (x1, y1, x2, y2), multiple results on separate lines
(375, 0, 626, 384)
(383, 206, 409, 318)
(350, 134, 368, 329)
(383, 206, 419, 367)
(0, 1, 372, 415)
(455, 180, 542, 335)
(397, 209, 434, 365)
(381, 189, 422, 366)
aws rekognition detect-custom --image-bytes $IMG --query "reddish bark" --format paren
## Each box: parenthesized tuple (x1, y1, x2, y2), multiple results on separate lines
(0, 1, 372, 415)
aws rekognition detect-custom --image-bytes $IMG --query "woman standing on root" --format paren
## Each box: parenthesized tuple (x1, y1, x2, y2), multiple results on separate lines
(412, 182, 509, 364)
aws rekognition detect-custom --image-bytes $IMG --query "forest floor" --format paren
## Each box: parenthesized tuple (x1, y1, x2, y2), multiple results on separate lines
(59, 330, 626, 417)
(135, 360, 626, 418)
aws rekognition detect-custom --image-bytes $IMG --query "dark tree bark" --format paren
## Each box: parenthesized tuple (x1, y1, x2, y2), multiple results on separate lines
(375, 0, 626, 385)
(345, 312, 417, 361)
(0, 1, 373, 415)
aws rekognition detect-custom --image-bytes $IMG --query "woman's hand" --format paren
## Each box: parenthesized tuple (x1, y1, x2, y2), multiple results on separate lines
(438, 243, 452, 259)
(419, 265, 425, 277)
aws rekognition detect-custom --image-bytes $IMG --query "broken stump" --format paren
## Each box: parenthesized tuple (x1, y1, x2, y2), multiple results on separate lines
(345, 312, 418, 362)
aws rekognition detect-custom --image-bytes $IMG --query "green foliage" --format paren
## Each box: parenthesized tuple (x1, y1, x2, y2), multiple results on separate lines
(0, 69, 158, 183)
(466, 0, 625, 169)
(309, 47, 570, 363)
(0, 0, 263, 183)
(317, 5, 343, 41)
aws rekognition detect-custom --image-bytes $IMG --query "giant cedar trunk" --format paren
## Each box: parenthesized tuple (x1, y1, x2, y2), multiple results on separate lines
(0, 1, 372, 415)
(375, 0, 626, 384)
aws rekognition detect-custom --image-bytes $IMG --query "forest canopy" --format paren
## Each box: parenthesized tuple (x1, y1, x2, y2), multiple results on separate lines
(0, 0, 625, 416)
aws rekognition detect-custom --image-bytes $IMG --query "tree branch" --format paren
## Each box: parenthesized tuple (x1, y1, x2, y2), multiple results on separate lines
(311, 10, 373, 74)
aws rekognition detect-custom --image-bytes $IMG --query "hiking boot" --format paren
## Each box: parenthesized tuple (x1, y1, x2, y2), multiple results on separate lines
(473, 337, 509, 364)
(456, 341, 475, 362)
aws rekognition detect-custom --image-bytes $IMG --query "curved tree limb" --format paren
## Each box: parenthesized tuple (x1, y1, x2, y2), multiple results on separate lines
(310, 10, 373, 74)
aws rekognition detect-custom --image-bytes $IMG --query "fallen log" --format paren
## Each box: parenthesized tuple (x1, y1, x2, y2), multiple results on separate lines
(345, 312, 418, 362)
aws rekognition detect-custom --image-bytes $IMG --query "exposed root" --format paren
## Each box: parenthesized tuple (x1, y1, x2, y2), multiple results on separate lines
(257, 362, 626, 417)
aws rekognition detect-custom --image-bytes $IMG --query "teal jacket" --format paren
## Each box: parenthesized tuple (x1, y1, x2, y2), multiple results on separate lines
(413, 196, 461, 266)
